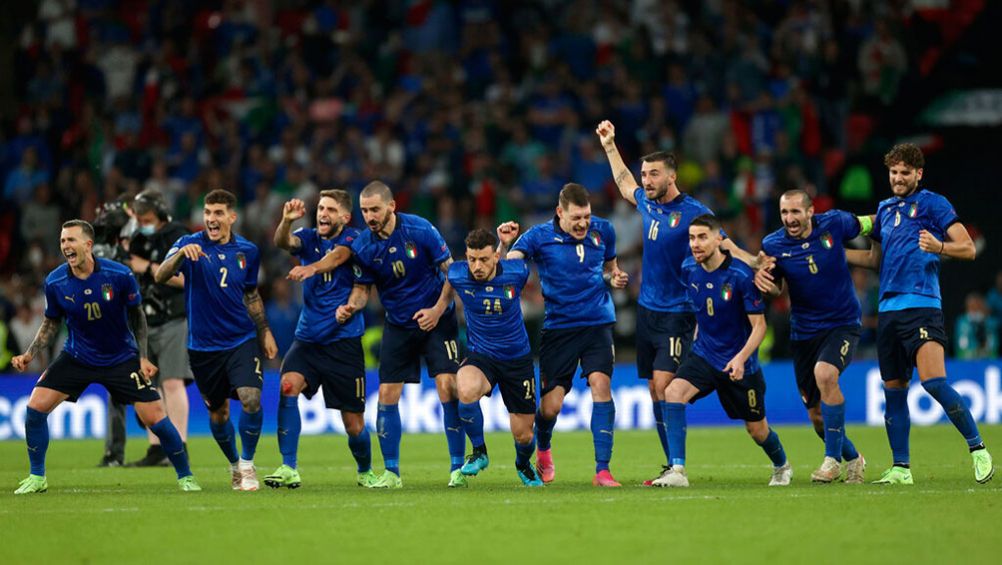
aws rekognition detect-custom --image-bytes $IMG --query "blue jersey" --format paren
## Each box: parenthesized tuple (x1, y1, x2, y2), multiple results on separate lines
(634, 188, 716, 313)
(43, 258, 141, 366)
(683, 254, 765, 373)
(762, 210, 862, 340)
(448, 259, 531, 360)
(292, 226, 365, 343)
(351, 213, 452, 328)
(511, 216, 616, 330)
(167, 231, 260, 351)
(872, 189, 958, 312)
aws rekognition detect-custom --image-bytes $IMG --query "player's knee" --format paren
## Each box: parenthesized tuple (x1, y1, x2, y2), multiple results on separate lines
(814, 368, 839, 392)
(343, 415, 365, 436)
(456, 382, 480, 404)
(378, 384, 402, 404)
(209, 405, 229, 423)
(589, 374, 612, 400)
(745, 420, 768, 442)
(513, 428, 534, 445)
(279, 376, 304, 397)
(237, 389, 261, 413)
(664, 383, 685, 403)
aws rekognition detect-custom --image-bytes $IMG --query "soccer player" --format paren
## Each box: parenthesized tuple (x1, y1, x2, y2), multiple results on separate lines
(497, 183, 628, 487)
(155, 189, 278, 491)
(849, 143, 993, 484)
(449, 228, 544, 487)
(756, 190, 867, 483)
(11, 220, 199, 493)
(264, 191, 375, 489)
(288, 181, 464, 488)
(653, 215, 792, 487)
(123, 189, 193, 467)
(596, 119, 759, 485)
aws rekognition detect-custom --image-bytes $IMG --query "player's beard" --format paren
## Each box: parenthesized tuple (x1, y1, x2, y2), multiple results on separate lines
(368, 212, 391, 234)
(318, 217, 341, 237)
(644, 180, 669, 202)
(892, 178, 918, 197)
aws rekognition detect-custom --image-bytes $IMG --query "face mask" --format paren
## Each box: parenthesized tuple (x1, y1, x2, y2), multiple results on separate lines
(138, 224, 156, 236)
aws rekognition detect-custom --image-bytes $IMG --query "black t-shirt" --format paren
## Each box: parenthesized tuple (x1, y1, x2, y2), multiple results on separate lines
(130, 221, 190, 326)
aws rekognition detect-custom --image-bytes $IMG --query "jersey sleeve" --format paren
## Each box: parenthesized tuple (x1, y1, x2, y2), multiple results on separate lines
(447, 262, 465, 286)
(740, 272, 765, 315)
(423, 225, 451, 265)
(165, 234, 192, 276)
(514, 259, 530, 286)
(633, 187, 646, 206)
(354, 259, 376, 285)
(243, 244, 260, 290)
(834, 210, 861, 241)
(43, 280, 63, 319)
(122, 272, 142, 307)
(761, 239, 786, 285)
(511, 228, 536, 258)
(291, 227, 313, 258)
(930, 194, 960, 232)
(602, 221, 617, 261)
(870, 208, 884, 242)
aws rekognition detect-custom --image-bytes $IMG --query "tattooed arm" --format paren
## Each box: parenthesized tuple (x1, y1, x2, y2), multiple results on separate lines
(244, 288, 278, 359)
(11, 317, 61, 372)
(336, 284, 371, 324)
(128, 304, 159, 380)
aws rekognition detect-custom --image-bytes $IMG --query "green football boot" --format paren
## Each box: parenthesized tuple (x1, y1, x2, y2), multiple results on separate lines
(263, 464, 302, 489)
(448, 469, 468, 488)
(872, 466, 913, 485)
(178, 475, 202, 492)
(972, 449, 995, 484)
(14, 474, 48, 494)
(356, 469, 379, 487)
(368, 470, 403, 489)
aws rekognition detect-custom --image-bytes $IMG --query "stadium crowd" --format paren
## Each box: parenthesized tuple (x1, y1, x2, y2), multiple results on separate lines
(0, 0, 997, 371)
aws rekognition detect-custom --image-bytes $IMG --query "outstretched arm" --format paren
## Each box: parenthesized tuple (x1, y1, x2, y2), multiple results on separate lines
(155, 243, 206, 284)
(596, 120, 639, 206)
(720, 239, 762, 269)
(287, 246, 352, 281)
(244, 288, 278, 359)
(846, 241, 881, 271)
(10, 317, 61, 371)
(274, 199, 306, 252)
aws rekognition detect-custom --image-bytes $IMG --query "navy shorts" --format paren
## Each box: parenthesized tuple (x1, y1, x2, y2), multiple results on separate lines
(378, 308, 460, 384)
(636, 306, 695, 378)
(461, 351, 537, 414)
(676, 353, 766, 422)
(791, 326, 861, 408)
(877, 308, 947, 383)
(37, 352, 161, 405)
(188, 338, 263, 411)
(281, 338, 366, 412)
(539, 323, 614, 395)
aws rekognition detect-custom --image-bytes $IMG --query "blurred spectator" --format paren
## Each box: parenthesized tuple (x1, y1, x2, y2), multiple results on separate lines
(265, 279, 301, 365)
(4, 147, 49, 206)
(954, 293, 999, 360)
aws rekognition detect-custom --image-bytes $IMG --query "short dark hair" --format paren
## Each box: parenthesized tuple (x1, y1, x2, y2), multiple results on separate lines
(884, 143, 925, 169)
(689, 214, 722, 232)
(205, 189, 237, 209)
(360, 181, 393, 202)
(319, 189, 352, 212)
(465, 228, 497, 250)
(641, 151, 678, 171)
(780, 189, 812, 208)
(558, 183, 590, 209)
(132, 189, 170, 220)
(62, 219, 95, 241)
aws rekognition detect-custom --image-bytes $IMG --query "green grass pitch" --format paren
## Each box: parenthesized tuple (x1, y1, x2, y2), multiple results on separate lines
(3, 426, 1001, 564)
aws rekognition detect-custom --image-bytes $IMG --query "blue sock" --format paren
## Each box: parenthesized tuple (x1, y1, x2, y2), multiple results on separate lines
(442, 401, 465, 471)
(820, 402, 846, 461)
(922, 377, 984, 449)
(25, 407, 49, 476)
(655, 400, 671, 465)
(534, 412, 556, 451)
(277, 396, 300, 468)
(209, 417, 239, 464)
(883, 387, 911, 466)
(664, 402, 687, 467)
(757, 429, 788, 467)
(377, 404, 401, 475)
(842, 436, 860, 461)
(591, 400, 615, 473)
(458, 401, 485, 449)
(239, 408, 263, 461)
(515, 434, 535, 468)
(347, 426, 372, 473)
(149, 417, 192, 479)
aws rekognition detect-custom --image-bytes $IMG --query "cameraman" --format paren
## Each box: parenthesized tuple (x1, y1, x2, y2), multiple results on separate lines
(122, 190, 193, 466)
